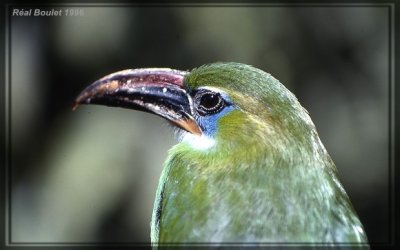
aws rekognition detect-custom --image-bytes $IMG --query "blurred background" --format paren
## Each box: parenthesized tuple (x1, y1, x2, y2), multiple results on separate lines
(8, 5, 390, 245)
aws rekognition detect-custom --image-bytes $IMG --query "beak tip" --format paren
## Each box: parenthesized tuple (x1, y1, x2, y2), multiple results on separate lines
(72, 102, 79, 111)
(72, 97, 85, 111)
(72, 90, 92, 111)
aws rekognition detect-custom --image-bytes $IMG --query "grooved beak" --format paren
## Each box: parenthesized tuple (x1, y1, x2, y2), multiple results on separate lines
(73, 68, 202, 135)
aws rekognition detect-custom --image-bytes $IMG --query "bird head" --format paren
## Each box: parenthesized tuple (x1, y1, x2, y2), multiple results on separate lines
(74, 62, 321, 167)
(73, 62, 368, 244)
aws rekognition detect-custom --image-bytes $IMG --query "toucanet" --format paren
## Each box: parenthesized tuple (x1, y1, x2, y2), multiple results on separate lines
(74, 62, 368, 245)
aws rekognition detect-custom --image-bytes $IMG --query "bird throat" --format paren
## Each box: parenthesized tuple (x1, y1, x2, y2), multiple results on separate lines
(180, 132, 216, 150)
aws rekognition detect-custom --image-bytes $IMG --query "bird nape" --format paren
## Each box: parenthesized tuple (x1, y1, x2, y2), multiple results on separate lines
(73, 62, 369, 246)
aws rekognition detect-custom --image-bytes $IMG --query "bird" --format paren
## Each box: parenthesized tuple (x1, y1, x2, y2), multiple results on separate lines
(73, 62, 369, 246)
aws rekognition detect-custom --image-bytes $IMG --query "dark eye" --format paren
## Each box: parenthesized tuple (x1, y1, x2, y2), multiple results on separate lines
(195, 90, 226, 116)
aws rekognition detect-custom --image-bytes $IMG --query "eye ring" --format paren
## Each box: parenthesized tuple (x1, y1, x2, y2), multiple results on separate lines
(194, 90, 226, 116)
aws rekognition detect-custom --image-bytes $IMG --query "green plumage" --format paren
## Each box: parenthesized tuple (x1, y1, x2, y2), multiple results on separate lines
(151, 63, 367, 243)
(74, 62, 368, 245)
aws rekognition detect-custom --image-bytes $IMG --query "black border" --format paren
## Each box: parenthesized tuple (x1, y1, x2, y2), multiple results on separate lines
(2, 1, 398, 249)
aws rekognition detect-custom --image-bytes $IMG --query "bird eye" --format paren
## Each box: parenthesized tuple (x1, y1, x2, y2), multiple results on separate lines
(195, 90, 226, 116)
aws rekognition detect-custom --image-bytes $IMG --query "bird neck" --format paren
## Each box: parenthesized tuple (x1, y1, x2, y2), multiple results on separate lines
(152, 106, 367, 242)
(155, 140, 361, 242)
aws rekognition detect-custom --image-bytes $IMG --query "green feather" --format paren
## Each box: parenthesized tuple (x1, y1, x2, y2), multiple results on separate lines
(151, 62, 368, 244)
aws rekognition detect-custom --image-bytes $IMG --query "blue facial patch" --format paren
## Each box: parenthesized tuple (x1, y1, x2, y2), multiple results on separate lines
(196, 105, 236, 137)
(194, 89, 236, 137)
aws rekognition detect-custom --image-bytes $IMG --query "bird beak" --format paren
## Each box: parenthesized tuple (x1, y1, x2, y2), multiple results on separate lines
(73, 68, 202, 135)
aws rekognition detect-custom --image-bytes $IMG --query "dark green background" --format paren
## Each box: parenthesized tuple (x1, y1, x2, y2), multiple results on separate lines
(8, 5, 390, 244)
